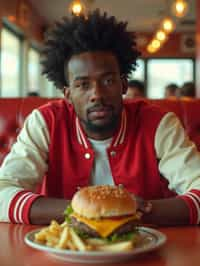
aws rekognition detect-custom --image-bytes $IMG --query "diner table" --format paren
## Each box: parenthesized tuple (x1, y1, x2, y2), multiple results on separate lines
(0, 223, 199, 266)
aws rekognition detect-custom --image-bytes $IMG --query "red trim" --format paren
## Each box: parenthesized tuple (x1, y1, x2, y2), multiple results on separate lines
(113, 109, 126, 146)
(22, 194, 42, 224)
(15, 192, 32, 222)
(178, 194, 198, 224)
(8, 191, 28, 223)
(189, 189, 200, 202)
(8, 190, 42, 224)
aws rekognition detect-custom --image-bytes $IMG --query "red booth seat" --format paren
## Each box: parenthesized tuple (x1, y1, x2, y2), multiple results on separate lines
(0, 98, 52, 165)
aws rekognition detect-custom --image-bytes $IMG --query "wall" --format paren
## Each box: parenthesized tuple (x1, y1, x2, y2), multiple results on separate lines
(0, 0, 45, 43)
(137, 32, 195, 58)
(196, 0, 200, 97)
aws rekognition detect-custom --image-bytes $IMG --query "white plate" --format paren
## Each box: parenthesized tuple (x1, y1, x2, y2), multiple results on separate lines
(24, 226, 167, 264)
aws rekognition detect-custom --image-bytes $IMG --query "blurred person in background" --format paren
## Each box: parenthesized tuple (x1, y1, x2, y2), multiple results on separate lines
(27, 91, 40, 97)
(164, 83, 179, 99)
(179, 82, 195, 100)
(124, 79, 145, 99)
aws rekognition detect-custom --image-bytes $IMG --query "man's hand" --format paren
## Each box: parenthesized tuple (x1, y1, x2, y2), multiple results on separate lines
(135, 196, 152, 214)
(133, 195, 190, 226)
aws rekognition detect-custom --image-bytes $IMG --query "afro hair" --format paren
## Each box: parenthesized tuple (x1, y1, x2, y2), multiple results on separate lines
(41, 9, 141, 89)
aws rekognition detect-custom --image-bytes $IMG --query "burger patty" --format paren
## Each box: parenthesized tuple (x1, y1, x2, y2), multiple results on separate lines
(70, 217, 137, 238)
(111, 219, 138, 235)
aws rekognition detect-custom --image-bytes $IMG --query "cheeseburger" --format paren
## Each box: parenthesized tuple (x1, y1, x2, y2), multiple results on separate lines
(65, 185, 140, 242)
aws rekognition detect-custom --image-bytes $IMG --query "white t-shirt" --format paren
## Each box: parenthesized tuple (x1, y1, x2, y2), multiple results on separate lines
(89, 137, 113, 186)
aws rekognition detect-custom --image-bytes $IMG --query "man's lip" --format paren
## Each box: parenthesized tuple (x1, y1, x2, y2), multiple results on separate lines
(88, 106, 112, 113)
(88, 106, 112, 119)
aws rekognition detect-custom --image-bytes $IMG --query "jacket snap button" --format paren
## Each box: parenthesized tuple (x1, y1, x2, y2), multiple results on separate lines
(85, 153, 91, 159)
(110, 151, 116, 156)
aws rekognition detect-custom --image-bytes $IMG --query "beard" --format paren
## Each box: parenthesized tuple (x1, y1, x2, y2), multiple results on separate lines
(83, 112, 119, 134)
(71, 98, 123, 136)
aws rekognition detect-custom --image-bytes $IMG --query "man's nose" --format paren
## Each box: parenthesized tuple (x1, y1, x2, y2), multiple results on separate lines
(89, 81, 104, 102)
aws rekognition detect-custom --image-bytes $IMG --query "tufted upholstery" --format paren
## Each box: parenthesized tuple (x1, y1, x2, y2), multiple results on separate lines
(148, 99, 200, 151)
(1, 97, 200, 166)
(0, 98, 52, 165)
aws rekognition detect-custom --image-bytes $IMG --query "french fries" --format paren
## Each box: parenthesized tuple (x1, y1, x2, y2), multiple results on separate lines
(34, 220, 139, 252)
(34, 220, 89, 251)
(69, 227, 88, 251)
(56, 226, 70, 249)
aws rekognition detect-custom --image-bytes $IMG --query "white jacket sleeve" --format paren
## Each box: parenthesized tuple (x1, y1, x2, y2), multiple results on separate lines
(0, 110, 49, 222)
(155, 112, 200, 224)
(155, 112, 200, 194)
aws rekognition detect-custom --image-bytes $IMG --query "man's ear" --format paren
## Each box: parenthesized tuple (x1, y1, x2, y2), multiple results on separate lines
(63, 86, 72, 103)
(121, 76, 128, 95)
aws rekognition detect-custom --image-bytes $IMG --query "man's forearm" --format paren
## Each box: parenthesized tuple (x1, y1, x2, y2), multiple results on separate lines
(142, 197, 190, 226)
(29, 197, 70, 225)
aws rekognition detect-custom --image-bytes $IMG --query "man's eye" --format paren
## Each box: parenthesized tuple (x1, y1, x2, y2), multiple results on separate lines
(81, 82, 90, 89)
(103, 77, 114, 86)
(75, 82, 90, 89)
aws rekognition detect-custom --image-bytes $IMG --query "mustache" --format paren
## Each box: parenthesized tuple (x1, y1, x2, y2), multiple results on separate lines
(87, 104, 113, 113)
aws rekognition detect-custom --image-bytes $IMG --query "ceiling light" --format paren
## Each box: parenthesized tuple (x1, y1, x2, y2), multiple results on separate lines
(147, 44, 157, 54)
(172, 0, 188, 18)
(161, 17, 175, 33)
(70, 1, 84, 16)
(151, 39, 161, 49)
(156, 30, 167, 42)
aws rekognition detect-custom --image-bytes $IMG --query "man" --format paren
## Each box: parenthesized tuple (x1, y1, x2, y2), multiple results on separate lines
(125, 80, 145, 99)
(179, 81, 196, 100)
(164, 83, 179, 99)
(0, 10, 199, 226)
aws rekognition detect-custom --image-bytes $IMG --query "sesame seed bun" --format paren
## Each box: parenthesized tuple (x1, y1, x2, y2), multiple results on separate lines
(71, 185, 137, 219)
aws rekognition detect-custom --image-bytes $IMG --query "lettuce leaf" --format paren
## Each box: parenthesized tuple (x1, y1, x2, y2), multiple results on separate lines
(107, 230, 139, 243)
(64, 204, 73, 223)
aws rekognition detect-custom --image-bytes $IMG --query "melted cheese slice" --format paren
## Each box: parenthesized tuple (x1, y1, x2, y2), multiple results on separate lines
(71, 213, 138, 238)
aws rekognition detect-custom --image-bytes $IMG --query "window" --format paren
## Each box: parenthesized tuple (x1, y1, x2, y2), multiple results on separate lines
(147, 59, 194, 99)
(42, 76, 55, 97)
(129, 59, 145, 81)
(0, 27, 21, 97)
(28, 47, 41, 95)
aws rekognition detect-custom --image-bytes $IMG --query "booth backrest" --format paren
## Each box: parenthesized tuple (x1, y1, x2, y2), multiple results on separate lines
(149, 99, 200, 150)
(1, 97, 200, 165)
(0, 98, 52, 164)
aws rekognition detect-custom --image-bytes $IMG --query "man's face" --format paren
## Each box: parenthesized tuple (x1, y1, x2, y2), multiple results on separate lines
(165, 88, 176, 98)
(65, 51, 126, 139)
(125, 87, 143, 99)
